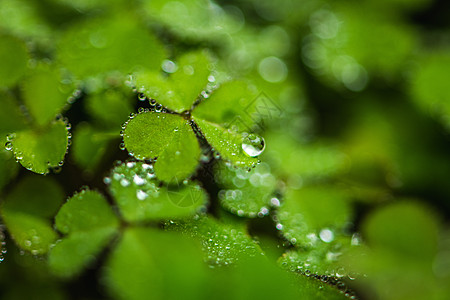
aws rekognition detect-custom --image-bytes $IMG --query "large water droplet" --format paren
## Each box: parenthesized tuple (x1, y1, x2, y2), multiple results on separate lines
(136, 190, 148, 200)
(161, 60, 178, 73)
(319, 228, 334, 243)
(4, 142, 12, 151)
(242, 134, 265, 157)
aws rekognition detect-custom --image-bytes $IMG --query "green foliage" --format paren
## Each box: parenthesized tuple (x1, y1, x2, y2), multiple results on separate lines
(215, 162, 277, 217)
(7, 119, 70, 174)
(1, 0, 450, 299)
(57, 16, 166, 79)
(107, 161, 207, 222)
(49, 189, 119, 277)
(1, 176, 64, 254)
(104, 227, 206, 300)
(0, 34, 29, 88)
(277, 185, 352, 246)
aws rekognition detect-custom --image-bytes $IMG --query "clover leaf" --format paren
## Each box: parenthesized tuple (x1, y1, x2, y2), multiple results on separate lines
(107, 161, 207, 222)
(48, 189, 119, 277)
(2, 64, 73, 175)
(0, 176, 64, 255)
(123, 51, 262, 183)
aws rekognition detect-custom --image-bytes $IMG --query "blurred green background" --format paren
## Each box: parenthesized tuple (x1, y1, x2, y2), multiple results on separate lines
(1, 0, 450, 299)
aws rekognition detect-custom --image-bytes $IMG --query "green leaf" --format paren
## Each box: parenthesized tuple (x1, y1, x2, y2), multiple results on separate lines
(279, 234, 358, 277)
(194, 118, 259, 168)
(0, 147, 19, 190)
(49, 228, 117, 278)
(0, 91, 28, 138)
(215, 162, 277, 217)
(154, 120, 201, 182)
(49, 189, 119, 277)
(55, 189, 118, 234)
(133, 50, 211, 113)
(363, 201, 439, 260)
(141, 0, 243, 40)
(192, 80, 257, 128)
(0, 34, 29, 88)
(165, 215, 262, 267)
(341, 201, 442, 300)
(409, 52, 450, 131)
(263, 131, 349, 180)
(123, 111, 184, 160)
(21, 66, 73, 127)
(103, 227, 206, 300)
(169, 50, 211, 109)
(57, 16, 166, 79)
(85, 88, 134, 129)
(72, 123, 117, 171)
(133, 71, 187, 111)
(1, 176, 65, 254)
(276, 185, 352, 246)
(108, 161, 207, 222)
(7, 119, 70, 174)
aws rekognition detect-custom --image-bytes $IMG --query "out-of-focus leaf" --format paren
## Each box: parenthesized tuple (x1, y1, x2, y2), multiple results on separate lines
(0, 34, 29, 88)
(22, 66, 73, 126)
(277, 185, 352, 246)
(57, 16, 166, 79)
(215, 162, 277, 217)
(49, 189, 119, 277)
(85, 88, 134, 129)
(192, 80, 257, 128)
(410, 52, 450, 131)
(165, 215, 262, 267)
(72, 123, 117, 171)
(103, 227, 206, 300)
(1, 176, 64, 255)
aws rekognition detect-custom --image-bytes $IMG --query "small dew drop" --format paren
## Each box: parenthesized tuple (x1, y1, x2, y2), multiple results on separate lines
(242, 134, 265, 157)
(155, 104, 163, 112)
(161, 60, 178, 73)
(4, 142, 12, 151)
(138, 93, 147, 101)
(120, 178, 130, 187)
(270, 197, 281, 207)
(133, 174, 145, 186)
(136, 190, 148, 200)
(319, 228, 334, 243)
(103, 177, 112, 185)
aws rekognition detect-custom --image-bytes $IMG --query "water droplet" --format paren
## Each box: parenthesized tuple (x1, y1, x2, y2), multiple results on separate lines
(133, 174, 145, 186)
(138, 107, 145, 113)
(120, 178, 130, 187)
(319, 228, 334, 243)
(138, 93, 147, 101)
(155, 104, 163, 112)
(136, 190, 148, 200)
(270, 197, 280, 207)
(4, 142, 12, 151)
(276, 223, 284, 230)
(119, 143, 126, 150)
(242, 134, 265, 157)
(162, 60, 178, 73)
(103, 177, 111, 185)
